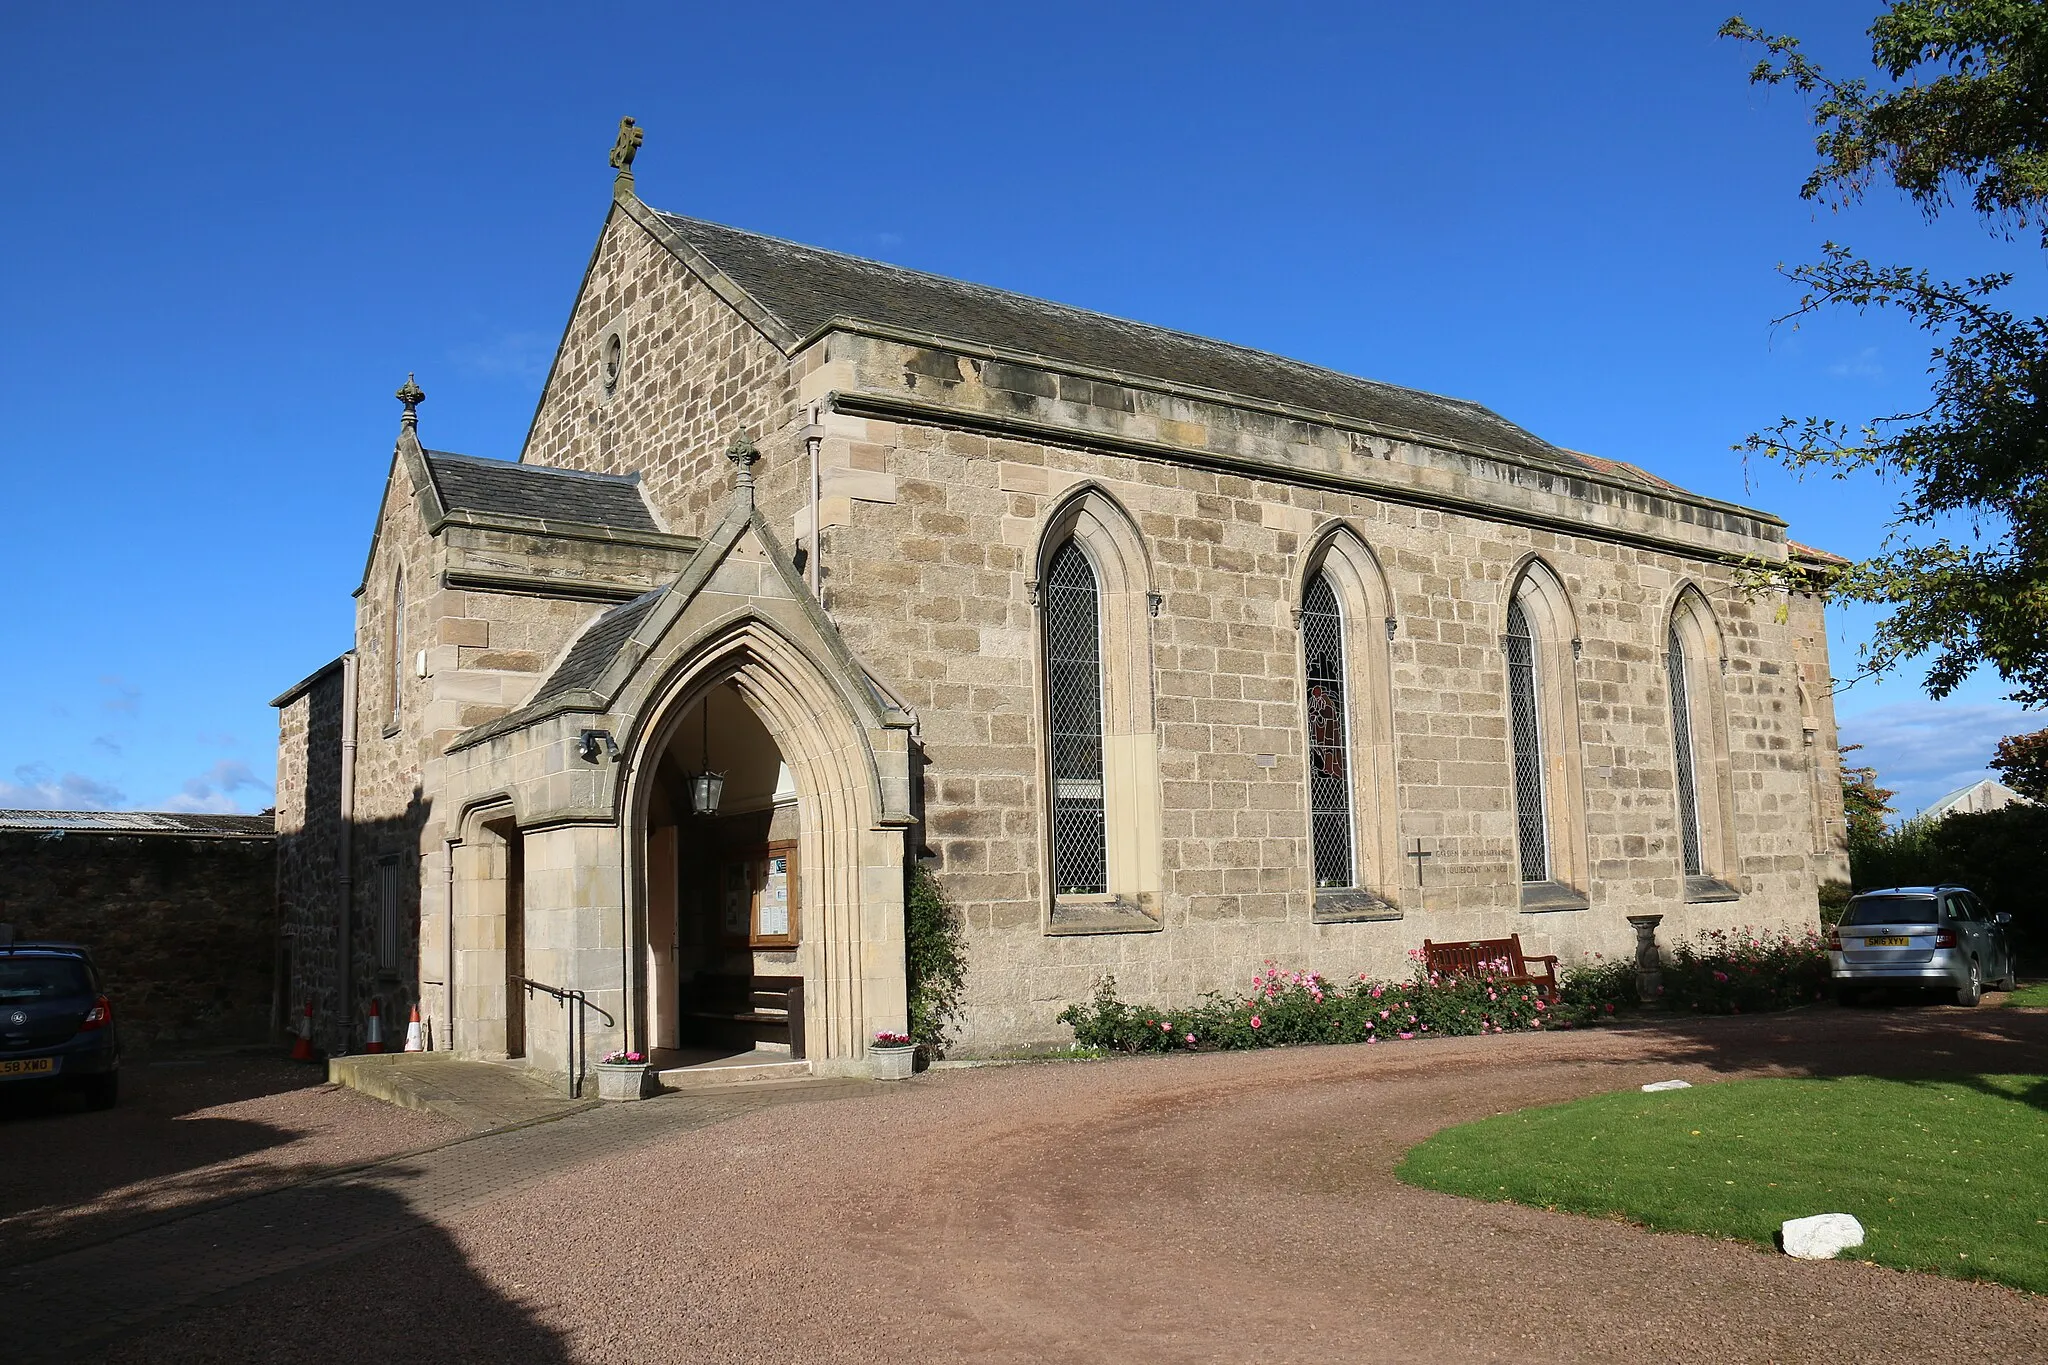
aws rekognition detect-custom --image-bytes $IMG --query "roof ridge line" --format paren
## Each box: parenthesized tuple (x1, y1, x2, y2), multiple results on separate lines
(652, 208, 1523, 428)
(429, 449, 642, 485)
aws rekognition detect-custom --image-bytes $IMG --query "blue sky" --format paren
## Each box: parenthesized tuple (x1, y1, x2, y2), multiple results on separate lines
(0, 2, 2038, 818)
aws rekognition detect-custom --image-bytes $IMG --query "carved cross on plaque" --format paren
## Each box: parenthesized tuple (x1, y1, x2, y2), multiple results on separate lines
(1407, 838, 1433, 888)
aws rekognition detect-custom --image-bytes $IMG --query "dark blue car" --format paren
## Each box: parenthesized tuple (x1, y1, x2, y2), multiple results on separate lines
(0, 930, 119, 1110)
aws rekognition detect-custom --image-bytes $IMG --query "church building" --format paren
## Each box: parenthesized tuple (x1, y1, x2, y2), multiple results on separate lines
(273, 125, 1849, 1076)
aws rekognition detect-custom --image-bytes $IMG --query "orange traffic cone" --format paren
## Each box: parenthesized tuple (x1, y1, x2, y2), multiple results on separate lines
(366, 997, 384, 1053)
(290, 999, 315, 1062)
(403, 1004, 425, 1052)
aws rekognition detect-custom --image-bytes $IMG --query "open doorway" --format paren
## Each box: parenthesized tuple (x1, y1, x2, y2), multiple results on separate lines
(645, 680, 804, 1063)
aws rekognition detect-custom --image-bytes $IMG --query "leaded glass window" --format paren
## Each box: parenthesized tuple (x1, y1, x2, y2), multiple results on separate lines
(1044, 541, 1107, 895)
(1668, 626, 1704, 876)
(1302, 571, 1354, 888)
(1505, 595, 1549, 883)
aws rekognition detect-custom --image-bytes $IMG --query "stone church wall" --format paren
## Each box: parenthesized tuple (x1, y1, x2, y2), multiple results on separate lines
(778, 338, 1842, 1050)
(287, 200, 1847, 1056)
(518, 207, 810, 545)
(275, 663, 345, 1050)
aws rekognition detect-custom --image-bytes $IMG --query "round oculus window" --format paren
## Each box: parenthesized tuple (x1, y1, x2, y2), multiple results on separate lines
(603, 333, 623, 394)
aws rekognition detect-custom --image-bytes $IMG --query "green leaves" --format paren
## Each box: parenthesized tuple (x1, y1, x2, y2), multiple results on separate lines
(1725, 6, 2048, 701)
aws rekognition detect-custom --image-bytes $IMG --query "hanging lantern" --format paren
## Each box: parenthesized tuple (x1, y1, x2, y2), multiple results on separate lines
(690, 771, 726, 817)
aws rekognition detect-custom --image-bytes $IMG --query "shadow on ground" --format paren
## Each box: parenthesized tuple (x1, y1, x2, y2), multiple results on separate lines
(1582, 1001, 2048, 1106)
(0, 1049, 450, 1264)
(10, 1175, 574, 1364)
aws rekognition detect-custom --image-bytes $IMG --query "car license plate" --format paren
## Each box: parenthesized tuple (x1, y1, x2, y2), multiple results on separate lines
(1864, 936, 1912, 948)
(0, 1057, 56, 1078)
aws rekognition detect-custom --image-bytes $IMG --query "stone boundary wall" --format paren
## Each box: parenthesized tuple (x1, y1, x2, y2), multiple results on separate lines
(0, 830, 276, 1050)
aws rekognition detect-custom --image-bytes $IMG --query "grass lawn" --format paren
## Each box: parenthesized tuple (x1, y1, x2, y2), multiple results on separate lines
(1398, 1075, 2048, 1295)
(2004, 982, 2048, 1008)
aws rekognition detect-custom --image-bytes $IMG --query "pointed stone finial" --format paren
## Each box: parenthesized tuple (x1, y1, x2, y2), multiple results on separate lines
(726, 430, 760, 490)
(609, 116, 643, 198)
(395, 373, 425, 430)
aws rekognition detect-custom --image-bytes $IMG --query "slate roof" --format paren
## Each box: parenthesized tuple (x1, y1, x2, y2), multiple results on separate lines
(0, 810, 275, 838)
(658, 211, 1595, 474)
(526, 588, 666, 708)
(423, 450, 660, 533)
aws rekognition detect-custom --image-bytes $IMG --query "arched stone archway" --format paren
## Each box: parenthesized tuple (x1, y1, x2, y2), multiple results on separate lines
(621, 615, 910, 1070)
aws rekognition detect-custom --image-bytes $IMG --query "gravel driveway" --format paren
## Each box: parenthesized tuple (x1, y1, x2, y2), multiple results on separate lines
(64, 1009, 2048, 1362)
(0, 1048, 456, 1264)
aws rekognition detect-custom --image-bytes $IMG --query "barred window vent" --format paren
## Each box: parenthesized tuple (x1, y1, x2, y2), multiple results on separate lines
(1301, 571, 1354, 889)
(377, 860, 401, 971)
(1044, 541, 1107, 895)
(1506, 596, 1550, 883)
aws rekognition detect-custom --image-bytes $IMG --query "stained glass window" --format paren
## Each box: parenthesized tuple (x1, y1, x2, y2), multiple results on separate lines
(1302, 571, 1354, 888)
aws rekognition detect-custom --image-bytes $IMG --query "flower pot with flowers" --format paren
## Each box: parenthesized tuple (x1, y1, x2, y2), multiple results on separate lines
(869, 1030, 915, 1081)
(596, 1049, 653, 1101)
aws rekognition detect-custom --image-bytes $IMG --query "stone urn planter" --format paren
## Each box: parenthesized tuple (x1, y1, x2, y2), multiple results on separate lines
(596, 1052, 653, 1101)
(870, 1032, 916, 1081)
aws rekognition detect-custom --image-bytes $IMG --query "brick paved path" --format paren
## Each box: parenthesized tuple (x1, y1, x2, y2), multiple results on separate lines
(2, 1079, 870, 1360)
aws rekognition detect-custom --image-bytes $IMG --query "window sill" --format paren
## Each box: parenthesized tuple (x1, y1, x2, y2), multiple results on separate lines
(1312, 889, 1402, 923)
(1684, 875, 1741, 904)
(1520, 881, 1590, 913)
(1047, 894, 1161, 936)
(381, 723, 402, 740)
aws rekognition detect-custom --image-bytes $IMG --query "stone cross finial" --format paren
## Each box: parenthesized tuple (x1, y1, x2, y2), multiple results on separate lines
(395, 373, 425, 429)
(726, 430, 760, 490)
(609, 116, 643, 196)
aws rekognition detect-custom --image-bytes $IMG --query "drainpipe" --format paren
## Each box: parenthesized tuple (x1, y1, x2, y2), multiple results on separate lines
(802, 402, 825, 603)
(336, 651, 359, 1054)
(444, 836, 457, 1053)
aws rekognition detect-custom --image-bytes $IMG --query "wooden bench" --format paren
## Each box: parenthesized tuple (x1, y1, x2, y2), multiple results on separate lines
(1420, 934, 1561, 1001)
(685, 973, 806, 1059)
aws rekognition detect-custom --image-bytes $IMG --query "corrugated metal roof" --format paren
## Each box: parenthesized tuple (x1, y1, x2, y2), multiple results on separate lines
(0, 810, 275, 838)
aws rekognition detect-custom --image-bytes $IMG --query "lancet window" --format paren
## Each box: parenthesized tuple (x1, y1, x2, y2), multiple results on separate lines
(1301, 571, 1354, 889)
(1044, 540, 1108, 896)
(1505, 594, 1550, 883)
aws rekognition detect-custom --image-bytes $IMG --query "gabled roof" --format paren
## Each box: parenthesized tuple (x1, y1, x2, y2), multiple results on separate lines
(423, 450, 659, 534)
(525, 588, 666, 708)
(654, 210, 1598, 476)
(0, 810, 275, 838)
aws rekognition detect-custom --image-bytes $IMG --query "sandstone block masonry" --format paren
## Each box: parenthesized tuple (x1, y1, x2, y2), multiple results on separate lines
(276, 178, 1849, 1059)
(0, 822, 276, 1049)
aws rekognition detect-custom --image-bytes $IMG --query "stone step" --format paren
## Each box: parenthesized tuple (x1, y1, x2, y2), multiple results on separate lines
(655, 1057, 813, 1090)
(328, 1052, 595, 1131)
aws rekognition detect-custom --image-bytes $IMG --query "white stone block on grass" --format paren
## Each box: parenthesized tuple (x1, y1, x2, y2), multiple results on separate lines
(1781, 1213, 1865, 1260)
(1641, 1079, 1692, 1092)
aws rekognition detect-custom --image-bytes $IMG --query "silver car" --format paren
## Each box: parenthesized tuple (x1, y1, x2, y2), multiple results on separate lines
(1829, 886, 2018, 1007)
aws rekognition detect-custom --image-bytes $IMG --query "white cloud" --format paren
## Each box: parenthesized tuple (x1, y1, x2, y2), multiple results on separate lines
(98, 676, 141, 716)
(1826, 346, 1883, 380)
(0, 764, 126, 811)
(1838, 699, 2047, 818)
(158, 759, 272, 815)
(450, 330, 554, 384)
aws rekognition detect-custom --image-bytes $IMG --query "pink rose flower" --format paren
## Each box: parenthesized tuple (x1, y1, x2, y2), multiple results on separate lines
(1250, 1015, 1262, 1029)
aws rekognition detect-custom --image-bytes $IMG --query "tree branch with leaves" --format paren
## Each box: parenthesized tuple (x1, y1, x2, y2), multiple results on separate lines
(1724, 4, 2048, 702)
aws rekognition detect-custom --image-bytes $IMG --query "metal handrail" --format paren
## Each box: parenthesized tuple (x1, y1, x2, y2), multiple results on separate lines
(510, 975, 616, 1099)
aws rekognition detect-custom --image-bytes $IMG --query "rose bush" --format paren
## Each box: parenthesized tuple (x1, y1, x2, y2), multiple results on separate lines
(1660, 926, 1830, 1014)
(1058, 956, 1560, 1055)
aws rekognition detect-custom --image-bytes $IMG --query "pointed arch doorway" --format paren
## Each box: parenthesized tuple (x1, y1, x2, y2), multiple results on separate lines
(621, 614, 913, 1074)
(643, 679, 807, 1059)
